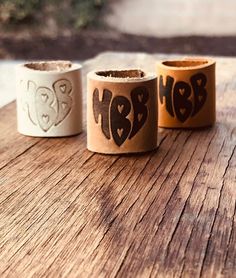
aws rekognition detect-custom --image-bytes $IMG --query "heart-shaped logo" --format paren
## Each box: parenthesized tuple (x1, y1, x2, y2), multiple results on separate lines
(118, 104, 124, 114)
(41, 93, 48, 102)
(138, 94, 143, 102)
(93, 86, 149, 147)
(198, 95, 203, 102)
(60, 84, 66, 93)
(197, 79, 202, 86)
(159, 73, 208, 123)
(26, 79, 73, 132)
(62, 102, 68, 110)
(42, 114, 49, 123)
(117, 128, 123, 137)
(138, 113, 143, 122)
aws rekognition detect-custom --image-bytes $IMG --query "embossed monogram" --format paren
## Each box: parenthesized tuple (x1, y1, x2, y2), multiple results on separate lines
(93, 86, 149, 146)
(21, 79, 73, 132)
(159, 72, 207, 122)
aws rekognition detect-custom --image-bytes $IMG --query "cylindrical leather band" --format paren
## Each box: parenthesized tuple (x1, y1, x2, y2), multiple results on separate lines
(157, 59, 216, 128)
(16, 61, 82, 137)
(87, 69, 158, 154)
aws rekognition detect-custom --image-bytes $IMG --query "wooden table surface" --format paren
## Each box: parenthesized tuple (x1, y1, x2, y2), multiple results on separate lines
(0, 53, 235, 278)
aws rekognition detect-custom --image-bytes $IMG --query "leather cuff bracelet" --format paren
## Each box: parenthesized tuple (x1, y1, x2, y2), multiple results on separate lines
(87, 69, 158, 154)
(16, 61, 82, 137)
(157, 59, 216, 128)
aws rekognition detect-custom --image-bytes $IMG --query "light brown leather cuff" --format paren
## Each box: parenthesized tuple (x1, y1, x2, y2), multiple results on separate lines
(157, 59, 216, 128)
(87, 69, 158, 154)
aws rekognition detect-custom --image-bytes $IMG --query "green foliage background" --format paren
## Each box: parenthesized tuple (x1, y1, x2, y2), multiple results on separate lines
(0, 0, 105, 29)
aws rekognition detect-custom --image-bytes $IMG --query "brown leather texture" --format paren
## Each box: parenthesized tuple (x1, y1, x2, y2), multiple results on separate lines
(87, 70, 158, 154)
(157, 59, 216, 128)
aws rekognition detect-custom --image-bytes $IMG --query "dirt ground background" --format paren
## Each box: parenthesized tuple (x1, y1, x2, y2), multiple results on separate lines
(0, 0, 236, 60)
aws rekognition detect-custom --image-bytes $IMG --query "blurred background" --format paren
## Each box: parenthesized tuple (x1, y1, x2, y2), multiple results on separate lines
(0, 0, 236, 60)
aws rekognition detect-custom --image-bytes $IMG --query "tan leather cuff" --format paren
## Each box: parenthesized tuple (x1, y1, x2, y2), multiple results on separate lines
(157, 59, 216, 128)
(16, 61, 83, 137)
(87, 69, 158, 154)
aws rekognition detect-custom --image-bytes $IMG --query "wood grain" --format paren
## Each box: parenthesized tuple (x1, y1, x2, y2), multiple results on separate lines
(0, 53, 235, 278)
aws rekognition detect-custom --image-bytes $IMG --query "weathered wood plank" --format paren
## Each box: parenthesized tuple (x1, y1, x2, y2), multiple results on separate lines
(0, 102, 40, 170)
(0, 53, 235, 278)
